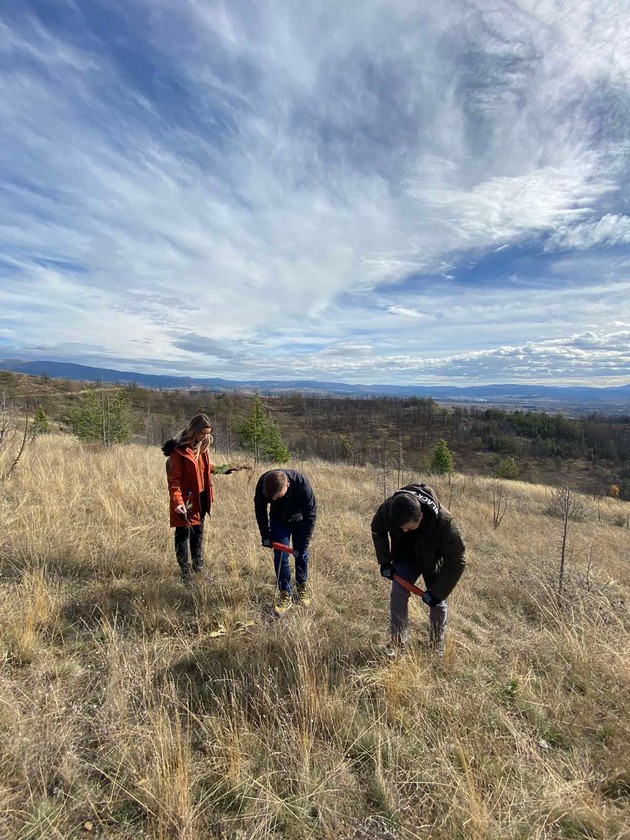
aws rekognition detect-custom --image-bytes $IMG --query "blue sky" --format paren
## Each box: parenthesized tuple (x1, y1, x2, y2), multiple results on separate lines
(1, 0, 629, 386)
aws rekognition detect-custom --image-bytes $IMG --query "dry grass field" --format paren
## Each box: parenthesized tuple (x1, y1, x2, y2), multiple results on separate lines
(0, 435, 629, 839)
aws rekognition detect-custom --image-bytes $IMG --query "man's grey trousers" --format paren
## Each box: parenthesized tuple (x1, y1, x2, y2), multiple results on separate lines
(390, 559, 447, 646)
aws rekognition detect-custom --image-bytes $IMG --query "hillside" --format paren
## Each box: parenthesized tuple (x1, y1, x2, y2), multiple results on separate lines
(1, 369, 630, 499)
(0, 436, 629, 838)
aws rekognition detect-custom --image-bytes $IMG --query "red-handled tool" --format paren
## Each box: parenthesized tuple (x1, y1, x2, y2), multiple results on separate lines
(271, 541, 294, 555)
(393, 574, 425, 599)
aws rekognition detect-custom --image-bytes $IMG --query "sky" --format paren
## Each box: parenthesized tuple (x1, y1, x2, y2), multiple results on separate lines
(0, 0, 629, 387)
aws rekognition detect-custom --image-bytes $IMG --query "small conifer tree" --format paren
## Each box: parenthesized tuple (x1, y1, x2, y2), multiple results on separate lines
(239, 393, 289, 464)
(32, 406, 50, 435)
(496, 456, 519, 480)
(430, 438, 454, 474)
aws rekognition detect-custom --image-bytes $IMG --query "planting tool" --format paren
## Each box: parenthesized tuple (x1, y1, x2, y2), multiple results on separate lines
(271, 541, 294, 555)
(393, 574, 426, 599)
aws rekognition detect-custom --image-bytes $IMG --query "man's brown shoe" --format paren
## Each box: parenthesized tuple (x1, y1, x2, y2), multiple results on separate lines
(295, 583, 311, 606)
(273, 591, 293, 616)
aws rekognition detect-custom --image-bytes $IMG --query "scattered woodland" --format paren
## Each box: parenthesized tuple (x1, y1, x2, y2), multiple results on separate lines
(1, 370, 630, 499)
(0, 398, 629, 836)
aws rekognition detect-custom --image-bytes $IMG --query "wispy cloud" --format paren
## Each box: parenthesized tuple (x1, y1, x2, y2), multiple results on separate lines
(546, 214, 630, 251)
(387, 306, 437, 321)
(0, 0, 628, 385)
(276, 330, 630, 385)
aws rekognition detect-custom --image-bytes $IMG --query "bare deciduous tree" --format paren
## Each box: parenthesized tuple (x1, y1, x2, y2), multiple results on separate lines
(492, 480, 508, 529)
(547, 485, 581, 596)
(0, 393, 30, 481)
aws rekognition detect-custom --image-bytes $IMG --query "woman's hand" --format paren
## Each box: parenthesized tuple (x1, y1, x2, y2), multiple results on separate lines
(175, 504, 187, 518)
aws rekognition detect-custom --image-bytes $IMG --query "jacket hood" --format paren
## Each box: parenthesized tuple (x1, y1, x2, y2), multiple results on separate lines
(161, 438, 177, 457)
(393, 482, 440, 520)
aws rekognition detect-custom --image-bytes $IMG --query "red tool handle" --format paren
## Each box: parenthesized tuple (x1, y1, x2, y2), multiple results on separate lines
(393, 574, 425, 599)
(271, 541, 294, 555)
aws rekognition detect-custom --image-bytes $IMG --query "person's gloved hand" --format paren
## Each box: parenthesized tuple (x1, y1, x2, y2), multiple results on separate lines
(261, 537, 272, 548)
(421, 590, 442, 608)
(379, 562, 396, 580)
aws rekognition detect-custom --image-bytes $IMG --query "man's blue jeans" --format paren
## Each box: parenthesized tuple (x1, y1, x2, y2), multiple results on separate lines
(270, 518, 309, 594)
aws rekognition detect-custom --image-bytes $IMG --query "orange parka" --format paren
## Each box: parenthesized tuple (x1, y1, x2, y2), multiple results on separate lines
(166, 445, 215, 528)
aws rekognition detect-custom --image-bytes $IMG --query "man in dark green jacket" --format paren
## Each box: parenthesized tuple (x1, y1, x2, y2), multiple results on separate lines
(371, 482, 465, 655)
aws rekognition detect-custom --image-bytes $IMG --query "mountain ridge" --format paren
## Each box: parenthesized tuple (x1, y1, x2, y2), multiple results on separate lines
(1, 358, 629, 409)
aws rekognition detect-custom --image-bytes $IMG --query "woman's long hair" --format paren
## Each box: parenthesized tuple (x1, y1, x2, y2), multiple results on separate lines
(176, 413, 213, 452)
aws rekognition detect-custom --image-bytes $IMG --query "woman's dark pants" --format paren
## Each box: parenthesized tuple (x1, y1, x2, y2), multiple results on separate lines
(174, 492, 207, 578)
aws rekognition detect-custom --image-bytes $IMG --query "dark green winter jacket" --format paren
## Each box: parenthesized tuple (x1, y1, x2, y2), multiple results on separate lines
(370, 482, 466, 601)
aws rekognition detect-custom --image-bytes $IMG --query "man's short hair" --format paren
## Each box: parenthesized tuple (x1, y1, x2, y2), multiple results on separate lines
(390, 494, 422, 528)
(263, 470, 288, 498)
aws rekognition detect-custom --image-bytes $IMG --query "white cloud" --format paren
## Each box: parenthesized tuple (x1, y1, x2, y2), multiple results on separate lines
(290, 330, 630, 385)
(0, 0, 629, 384)
(546, 214, 630, 251)
(407, 158, 615, 245)
(387, 306, 436, 321)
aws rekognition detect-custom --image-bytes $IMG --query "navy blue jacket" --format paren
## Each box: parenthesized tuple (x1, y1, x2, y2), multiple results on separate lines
(255, 469, 317, 548)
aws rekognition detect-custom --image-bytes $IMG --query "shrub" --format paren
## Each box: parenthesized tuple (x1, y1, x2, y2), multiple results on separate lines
(544, 485, 593, 523)
(495, 456, 519, 480)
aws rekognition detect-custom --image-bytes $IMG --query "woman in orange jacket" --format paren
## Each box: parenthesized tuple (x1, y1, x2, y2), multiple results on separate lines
(162, 413, 246, 584)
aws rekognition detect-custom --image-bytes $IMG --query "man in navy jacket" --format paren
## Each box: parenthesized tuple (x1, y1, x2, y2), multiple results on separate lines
(255, 468, 317, 614)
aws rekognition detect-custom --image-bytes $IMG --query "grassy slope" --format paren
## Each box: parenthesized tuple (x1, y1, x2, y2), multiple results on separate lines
(0, 436, 629, 840)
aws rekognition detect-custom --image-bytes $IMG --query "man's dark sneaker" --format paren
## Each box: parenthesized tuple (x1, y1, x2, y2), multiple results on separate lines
(295, 583, 311, 606)
(181, 568, 193, 587)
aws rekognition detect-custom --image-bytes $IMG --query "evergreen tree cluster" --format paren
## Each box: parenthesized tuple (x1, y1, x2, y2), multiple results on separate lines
(69, 387, 133, 445)
(239, 393, 289, 464)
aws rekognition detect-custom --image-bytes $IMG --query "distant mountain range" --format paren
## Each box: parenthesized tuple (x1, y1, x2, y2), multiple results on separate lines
(1, 358, 629, 413)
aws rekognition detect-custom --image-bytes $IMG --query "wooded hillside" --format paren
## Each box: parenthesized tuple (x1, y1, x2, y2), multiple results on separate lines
(2, 370, 629, 498)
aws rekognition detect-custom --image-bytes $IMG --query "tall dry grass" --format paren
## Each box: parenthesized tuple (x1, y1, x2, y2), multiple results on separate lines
(0, 435, 629, 839)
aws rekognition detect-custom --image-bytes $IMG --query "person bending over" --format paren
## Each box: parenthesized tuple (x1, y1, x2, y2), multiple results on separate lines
(255, 468, 317, 615)
(371, 482, 465, 656)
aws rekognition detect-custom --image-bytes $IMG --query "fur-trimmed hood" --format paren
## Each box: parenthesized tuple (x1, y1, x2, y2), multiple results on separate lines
(161, 438, 177, 457)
